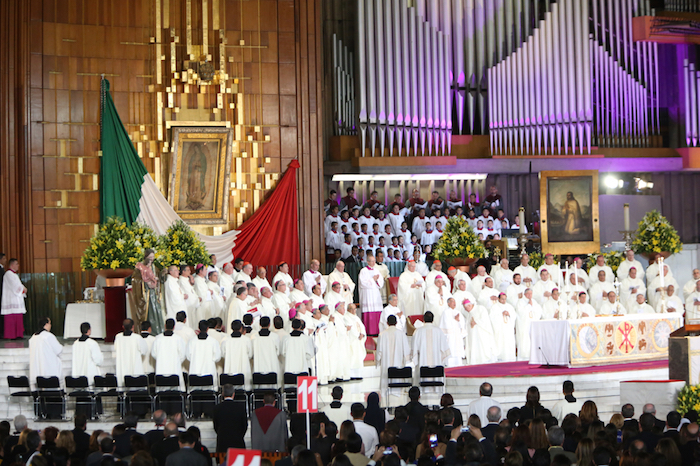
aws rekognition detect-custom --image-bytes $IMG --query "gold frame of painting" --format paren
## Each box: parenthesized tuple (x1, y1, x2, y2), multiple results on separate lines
(539, 170, 600, 255)
(168, 127, 233, 225)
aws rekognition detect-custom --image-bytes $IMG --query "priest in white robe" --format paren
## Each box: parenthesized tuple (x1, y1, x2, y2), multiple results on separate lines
(309, 285, 326, 309)
(490, 294, 517, 362)
(568, 259, 590, 289)
(379, 294, 406, 334)
(178, 266, 200, 329)
(252, 267, 272, 293)
(219, 263, 236, 312)
(589, 255, 614, 285)
(310, 310, 332, 385)
(513, 254, 538, 288)
(532, 269, 557, 305)
(537, 254, 561, 284)
(226, 287, 250, 332)
(491, 259, 514, 293)
(453, 280, 477, 309)
(174, 312, 196, 343)
(684, 269, 700, 301)
(187, 321, 223, 388)
(272, 262, 294, 297)
(328, 303, 351, 382)
(572, 293, 595, 319)
(648, 265, 679, 309)
(252, 317, 281, 386)
(358, 254, 385, 334)
(151, 319, 187, 389)
(324, 282, 345, 312)
(303, 260, 326, 296)
(72, 322, 103, 386)
(221, 320, 254, 390)
(1, 259, 26, 339)
(617, 250, 645, 281)
(271, 282, 292, 330)
(207, 271, 226, 320)
(621, 267, 646, 310)
(646, 256, 673, 283)
(346, 304, 368, 378)
(376, 315, 412, 392)
(589, 271, 615, 312)
(477, 277, 499, 311)
(439, 298, 467, 367)
(448, 267, 472, 294)
(515, 290, 542, 361)
(470, 266, 491, 298)
(140, 322, 156, 374)
(115, 319, 148, 387)
(164, 265, 187, 321)
(506, 274, 527, 308)
(425, 262, 449, 292)
(424, 277, 452, 323)
(193, 265, 213, 323)
(283, 319, 314, 374)
(259, 287, 278, 321)
(464, 300, 497, 365)
(29, 317, 63, 389)
(630, 293, 655, 314)
(235, 262, 254, 285)
(398, 260, 426, 317)
(290, 279, 308, 306)
(599, 291, 627, 316)
(686, 282, 700, 320)
(656, 285, 684, 313)
(542, 289, 567, 320)
(327, 261, 356, 306)
(411, 311, 450, 371)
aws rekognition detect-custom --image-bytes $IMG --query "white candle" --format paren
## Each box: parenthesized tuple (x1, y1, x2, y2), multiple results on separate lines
(624, 203, 630, 231)
(659, 257, 665, 289)
(519, 207, 526, 234)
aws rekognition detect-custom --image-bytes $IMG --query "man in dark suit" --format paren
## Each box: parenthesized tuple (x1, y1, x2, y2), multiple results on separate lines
(71, 414, 91, 461)
(635, 413, 662, 451)
(643, 403, 667, 431)
(86, 436, 119, 466)
(164, 431, 207, 466)
(345, 247, 361, 264)
(0, 253, 6, 336)
(144, 410, 168, 447)
(114, 413, 143, 458)
(664, 411, 682, 444)
(150, 423, 181, 466)
(621, 403, 636, 430)
(213, 384, 248, 452)
(481, 406, 501, 443)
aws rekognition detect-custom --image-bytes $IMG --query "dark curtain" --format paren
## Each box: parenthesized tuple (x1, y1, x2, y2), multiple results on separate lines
(486, 173, 541, 224)
(650, 172, 700, 243)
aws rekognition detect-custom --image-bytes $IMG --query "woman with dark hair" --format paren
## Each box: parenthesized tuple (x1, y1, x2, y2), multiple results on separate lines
(509, 425, 535, 464)
(655, 437, 682, 466)
(364, 393, 389, 435)
(528, 419, 549, 450)
(519, 387, 542, 424)
(440, 393, 463, 427)
(579, 401, 599, 434)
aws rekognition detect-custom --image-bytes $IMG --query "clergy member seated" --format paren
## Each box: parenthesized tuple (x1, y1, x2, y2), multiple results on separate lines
(686, 281, 700, 320)
(656, 284, 684, 314)
(251, 391, 288, 452)
(630, 293, 655, 314)
(599, 291, 627, 316)
(72, 322, 104, 388)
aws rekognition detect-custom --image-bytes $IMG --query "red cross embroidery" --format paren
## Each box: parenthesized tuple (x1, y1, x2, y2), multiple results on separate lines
(618, 322, 635, 353)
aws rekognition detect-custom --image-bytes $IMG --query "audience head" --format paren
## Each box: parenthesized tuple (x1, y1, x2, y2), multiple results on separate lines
(13, 414, 27, 433)
(621, 403, 635, 419)
(350, 403, 365, 420)
(487, 406, 502, 424)
(177, 431, 196, 448)
(152, 410, 167, 427)
(99, 436, 114, 454)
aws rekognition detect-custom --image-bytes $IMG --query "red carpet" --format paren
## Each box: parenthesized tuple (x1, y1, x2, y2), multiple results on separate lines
(445, 359, 668, 378)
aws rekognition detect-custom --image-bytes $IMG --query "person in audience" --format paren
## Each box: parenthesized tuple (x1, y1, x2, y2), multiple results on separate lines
(350, 403, 379, 457)
(143, 410, 167, 447)
(251, 392, 288, 452)
(114, 412, 143, 458)
(72, 322, 104, 387)
(467, 383, 502, 427)
(213, 384, 248, 452)
(643, 403, 667, 430)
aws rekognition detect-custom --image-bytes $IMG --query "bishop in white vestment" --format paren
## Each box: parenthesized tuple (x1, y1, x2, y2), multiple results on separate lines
(397, 261, 426, 316)
(164, 266, 187, 320)
(358, 255, 385, 334)
(490, 294, 517, 362)
(411, 311, 450, 370)
(491, 259, 514, 293)
(326, 261, 356, 306)
(630, 293, 655, 314)
(599, 292, 627, 316)
(252, 267, 272, 293)
(464, 301, 497, 365)
(439, 298, 467, 367)
(272, 262, 294, 297)
(379, 294, 406, 333)
(515, 290, 542, 361)
(424, 277, 452, 323)
(513, 254, 538, 288)
(477, 277, 499, 311)
(303, 260, 326, 296)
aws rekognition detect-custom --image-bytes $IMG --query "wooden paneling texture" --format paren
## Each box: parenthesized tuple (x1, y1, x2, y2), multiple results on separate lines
(0, 0, 326, 273)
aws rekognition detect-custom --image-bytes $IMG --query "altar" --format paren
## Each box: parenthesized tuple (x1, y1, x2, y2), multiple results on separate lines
(530, 313, 682, 367)
(63, 303, 106, 339)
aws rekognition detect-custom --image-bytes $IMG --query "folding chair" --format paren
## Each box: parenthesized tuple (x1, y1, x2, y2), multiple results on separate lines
(36, 376, 65, 420)
(122, 375, 153, 418)
(7, 376, 36, 418)
(219, 374, 249, 416)
(154, 375, 186, 415)
(418, 366, 446, 394)
(251, 372, 279, 410)
(65, 376, 95, 419)
(187, 375, 217, 418)
(94, 374, 119, 417)
(282, 372, 308, 413)
(385, 367, 413, 407)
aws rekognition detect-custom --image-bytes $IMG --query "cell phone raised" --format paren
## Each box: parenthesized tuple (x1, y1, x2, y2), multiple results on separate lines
(383, 447, 393, 455)
(429, 434, 438, 448)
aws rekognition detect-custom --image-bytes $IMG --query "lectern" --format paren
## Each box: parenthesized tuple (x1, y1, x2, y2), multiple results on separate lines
(669, 325, 700, 384)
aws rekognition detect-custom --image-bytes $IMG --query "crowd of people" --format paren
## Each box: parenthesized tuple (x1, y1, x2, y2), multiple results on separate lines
(3, 382, 695, 466)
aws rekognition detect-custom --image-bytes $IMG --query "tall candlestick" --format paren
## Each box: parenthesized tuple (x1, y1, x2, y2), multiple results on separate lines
(519, 207, 526, 234)
(623, 203, 630, 231)
(659, 256, 665, 290)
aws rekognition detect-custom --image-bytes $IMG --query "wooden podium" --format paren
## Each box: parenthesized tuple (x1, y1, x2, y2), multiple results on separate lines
(669, 324, 700, 384)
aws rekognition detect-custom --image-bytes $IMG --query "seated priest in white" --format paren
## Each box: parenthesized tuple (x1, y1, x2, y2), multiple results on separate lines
(252, 317, 282, 387)
(303, 259, 326, 296)
(151, 318, 187, 390)
(376, 315, 412, 392)
(164, 265, 187, 321)
(309, 284, 325, 309)
(532, 269, 557, 305)
(537, 254, 561, 284)
(439, 297, 467, 367)
(187, 320, 222, 389)
(253, 266, 272, 292)
(571, 292, 595, 319)
(506, 274, 526, 308)
(616, 250, 645, 281)
(588, 255, 614, 285)
(235, 262, 254, 284)
(448, 266, 472, 293)
(324, 281, 345, 312)
(621, 267, 646, 310)
(515, 289, 542, 361)
(178, 266, 200, 329)
(272, 262, 294, 297)
(464, 300, 497, 365)
(424, 276, 452, 323)
(115, 318, 148, 387)
(568, 258, 590, 289)
(28, 317, 63, 390)
(565, 272, 589, 304)
(397, 260, 426, 317)
(379, 294, 406, 333)
(140, 321, 156, 374)
(221, 320, 253, 390)
(491, 259, 514, 293)
(629, 293, 655, 314)
(477, 277, 500, 311)
(424, 261, 449, 292)
(656, 285, 684, 314)
(684, 269, 700, 301)
(599, 291, 627, 316)
(589, 271, 615, 312)
(648, 265, 679, 309)
(490, 293, 517, 362)
(646, 257, 674, 283)
(686, 281, 700, 320)
(271, 281, 292, 329)
(513, 254, 538, 288)
(326, 261, 356, 306)
(72, 322, 104, 386)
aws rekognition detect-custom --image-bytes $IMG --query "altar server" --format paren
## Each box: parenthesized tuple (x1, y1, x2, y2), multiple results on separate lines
(617, 250, 645, 281)
(358, 254, 384, 334)
(440, 298, 467, 367)
(178, 266, 200, 329)
(515, 290, 542, 361)
(397, 260, 426, 316)
(303, 260, 326, 296)
(140, 321, 156, 373)
(684, 269, 700, 301)
(657, 285, 684, 313)
(187, 320, 222, 388)
(326, 261, 356, 306)
(513, 254, 538, 288)
(193, 264, 213, 322)
(29, 317, 63, 389)
(272, 262, 294, 297)
(379, 294, 405, 333)
(376, 315, 411, 392)
(411, 311, 450, 370)
(164, 265, 187, 320)
(686, 282, 700, 319)
(630, 293, 655, 314)
(252, 316, 281, 383)
(174, 312, 196, 343)
(283, 319, 314, 374)
(115, 319, 148, 387)
(151, 319, 187, 390)
(589, 255, 614, 285)
(72, 322, 103, 385)
(221, 320, 253, 390)
(1, 258, 26, 339)
(621, 267, 646, 309)
(490, 294, 517, 362)
(599, 292, 627, 316)
(463, 300, 496, 365)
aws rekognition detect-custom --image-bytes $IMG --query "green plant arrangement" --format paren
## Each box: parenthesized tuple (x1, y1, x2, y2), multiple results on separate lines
(158, 219, 211, 267)
(80, 217, 143, 270)
(433, 217, 486, 261)
(631, 210, 682, 255)
(677, 384, 700, 415)
(586, 251, 625, 274)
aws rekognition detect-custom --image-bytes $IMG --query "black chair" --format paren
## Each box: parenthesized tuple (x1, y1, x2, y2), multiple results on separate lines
(386, 367, 413, 407)
(187, 375, 217, 418)
(94, 374, 119, 417)
(419, 366, 445, 393)
(154, 375, 186, 415)
(7, 376, 36, 417)
(282, 372, 308, 413)
(122, 375, 153, 418)
(219, 374, 249, 415)
(251, 372, 279, 410)
(36, 376, 65, 420)
(65, 376, 95, 419)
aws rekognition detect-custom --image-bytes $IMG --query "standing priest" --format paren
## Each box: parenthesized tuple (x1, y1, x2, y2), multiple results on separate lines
(164, 265, 187, 321)
(358, 254, 384, 334)
(1, 258, 26, 339)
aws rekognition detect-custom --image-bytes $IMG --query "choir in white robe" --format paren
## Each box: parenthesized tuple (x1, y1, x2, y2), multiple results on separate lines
(178, 276, 200, 329)
(193, 275, 212, 323)
(376, 326, 411, 391)
(283, 331, 314, 374)
(151, 333, 187, 389)
(490, 301, 517, 362)
(303, 269, 326, 296)
(164, 275, 187, 320)
(465, 305, 496, 365)
(439, 305, 467, 367)
(272, 271, 294, 296)
(515, 298, 542, 361)
(379, 303, 406, 333)
(29, 330, 63, 389)
(72, 337, 103, 385)
(327, 268, 356, 305)
(222, 333, 254, 390)
(115, 331, 148, 387)
(187, 335, 222, 388)
(397, 269, 426, 316)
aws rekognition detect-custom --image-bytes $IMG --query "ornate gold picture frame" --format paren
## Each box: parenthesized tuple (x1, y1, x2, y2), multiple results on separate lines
(168, 127, 233, 224)
(539, 170, 600, 255)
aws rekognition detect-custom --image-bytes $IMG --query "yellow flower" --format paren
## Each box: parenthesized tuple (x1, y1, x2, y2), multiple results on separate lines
(110, 260, 120, 269)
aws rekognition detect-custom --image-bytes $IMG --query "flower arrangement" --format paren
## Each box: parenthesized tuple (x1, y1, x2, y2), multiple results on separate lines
(677, 384, 700, 415)
(586, 251, 625, 274)
(432, 217, 485, 261)
(80, 217, 143, 270)
(158, 220, 211, 267)
(632, 210, 682, 255)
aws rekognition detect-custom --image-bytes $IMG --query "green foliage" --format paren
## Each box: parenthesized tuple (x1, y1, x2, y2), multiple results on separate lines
(631, 210, 682, 255)
(158, 220, 211, 267)
(81, 217, 145, 270)
(586, 251, 625, 274)
(527, 251, 559, 271)
(432, 217, 485, 261)
(677, 384, 700, 415)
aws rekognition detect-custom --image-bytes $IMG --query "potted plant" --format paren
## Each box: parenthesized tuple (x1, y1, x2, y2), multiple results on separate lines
(158, 220, 211, 268)
(631, 210, 682, 260)
(81, 217, 144, 285)
(432, 217, 485, 270)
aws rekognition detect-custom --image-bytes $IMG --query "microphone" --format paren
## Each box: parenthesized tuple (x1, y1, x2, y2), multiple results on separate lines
(538, 346, 551, 368)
